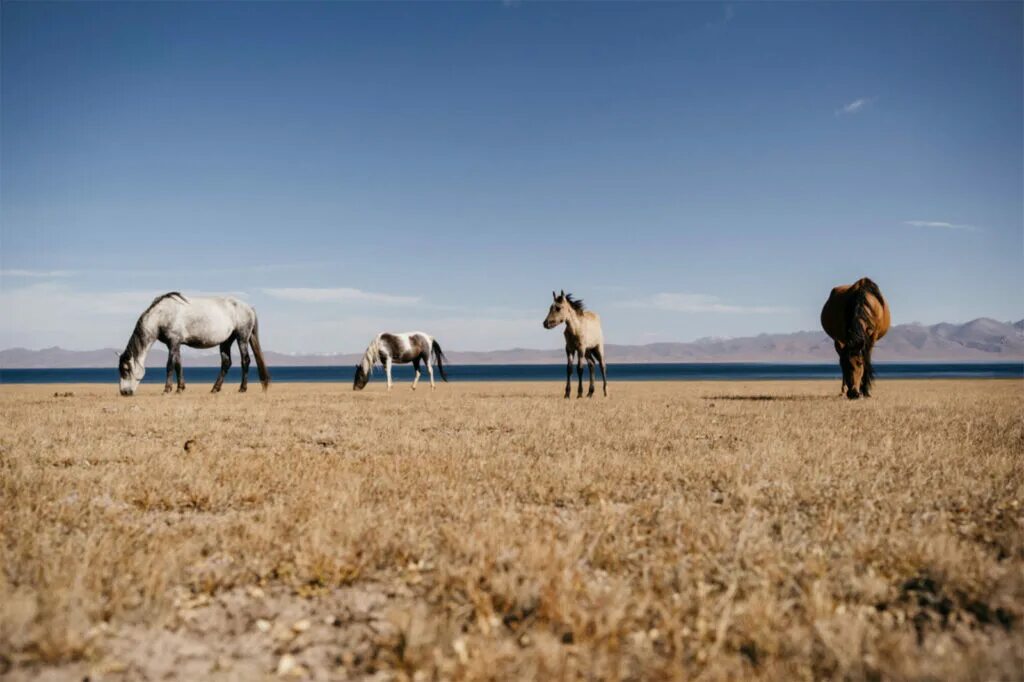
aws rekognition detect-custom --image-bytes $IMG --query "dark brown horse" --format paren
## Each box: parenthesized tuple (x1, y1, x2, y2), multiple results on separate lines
(821, 278, 891, 399)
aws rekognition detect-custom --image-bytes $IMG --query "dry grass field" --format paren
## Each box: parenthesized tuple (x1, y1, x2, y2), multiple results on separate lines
(1, 379, 1022, 681)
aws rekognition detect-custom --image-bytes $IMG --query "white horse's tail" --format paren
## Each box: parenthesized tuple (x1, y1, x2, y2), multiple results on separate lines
(250, 317, 270, 390)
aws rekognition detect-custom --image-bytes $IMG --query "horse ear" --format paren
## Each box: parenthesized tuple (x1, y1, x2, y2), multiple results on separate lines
(560, 289, 565, 298)
(552, 291, 557, 301)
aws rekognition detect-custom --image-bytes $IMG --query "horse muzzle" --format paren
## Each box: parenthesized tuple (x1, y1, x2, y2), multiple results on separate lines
(543, 320, 555, 329)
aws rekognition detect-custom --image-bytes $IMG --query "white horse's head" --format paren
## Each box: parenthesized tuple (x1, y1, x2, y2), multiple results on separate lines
(118, 350, 145, 396)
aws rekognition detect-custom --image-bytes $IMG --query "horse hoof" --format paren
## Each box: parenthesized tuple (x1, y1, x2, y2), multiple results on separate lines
(239, 387, 247, 393)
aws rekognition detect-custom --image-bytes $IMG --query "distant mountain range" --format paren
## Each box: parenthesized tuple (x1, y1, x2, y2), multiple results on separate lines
(1, 318, 1022, 369)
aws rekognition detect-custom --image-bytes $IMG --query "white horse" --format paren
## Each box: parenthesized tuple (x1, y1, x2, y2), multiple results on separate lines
(118, 292, 270, 396)
(353, 332, 448, 391)
(543, 290, 608, 398)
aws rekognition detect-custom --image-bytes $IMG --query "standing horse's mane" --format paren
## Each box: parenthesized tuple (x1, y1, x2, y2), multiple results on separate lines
(123, 292, 189, 361)
(855, 278, 884, 306)
(562, 293, 586, 313)
(846, 278, 881, 393)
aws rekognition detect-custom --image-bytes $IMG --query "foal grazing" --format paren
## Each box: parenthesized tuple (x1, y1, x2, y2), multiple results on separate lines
(821, 277, 890, 399)
(118, 292, 270, 396)
(353, 332, 448, 391)
(543, 290, 608, 398)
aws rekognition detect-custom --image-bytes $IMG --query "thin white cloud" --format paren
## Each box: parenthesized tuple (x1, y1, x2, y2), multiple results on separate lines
(0, 283, 252, 349)
(904, 220, 979, 232)
(705, 3, 735, 29)
(261, 287, 420, 305)
(621, 293, 793, 315)
(836, 97, 873, 115)
(264, 314, 545, 355)
(1, 269, 76, 278)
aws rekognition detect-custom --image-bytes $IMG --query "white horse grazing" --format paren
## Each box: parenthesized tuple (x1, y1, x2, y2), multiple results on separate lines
(543, 290, 608, 398)
(353, 332, 448, 391)
(118, 292, 270, 396)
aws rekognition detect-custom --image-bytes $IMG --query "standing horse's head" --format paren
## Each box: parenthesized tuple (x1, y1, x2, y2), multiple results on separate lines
(353, 364, 370, 390)
(118, 350, 145, 396)
(543, 290, 577, 329)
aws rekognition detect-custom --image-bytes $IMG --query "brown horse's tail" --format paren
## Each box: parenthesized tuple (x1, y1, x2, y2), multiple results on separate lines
(250, 318, 271, 390)
(847, 278, 881, 392)
(431, 339, 449, 382)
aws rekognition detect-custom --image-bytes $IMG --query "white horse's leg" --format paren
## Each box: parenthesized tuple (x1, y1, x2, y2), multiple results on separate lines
(596, 344, 608, 397)
(385, 357, 393, 390)
(426, 358, 435, 389)
(211, 340, 232, 393)
(164, 346, 175, 394)
(172, 343, 185, 393)
(237, 336, 251, 392)
(412, 358, 420, 390)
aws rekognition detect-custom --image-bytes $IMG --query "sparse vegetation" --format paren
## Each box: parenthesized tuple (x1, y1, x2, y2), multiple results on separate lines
(1, 380, 1021, 680)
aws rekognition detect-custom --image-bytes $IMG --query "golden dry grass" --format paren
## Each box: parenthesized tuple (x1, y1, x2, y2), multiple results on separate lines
(1, 379, 1022, 681)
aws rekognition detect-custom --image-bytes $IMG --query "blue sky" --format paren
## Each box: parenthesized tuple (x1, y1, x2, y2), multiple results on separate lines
(2, 1, 1021, 353)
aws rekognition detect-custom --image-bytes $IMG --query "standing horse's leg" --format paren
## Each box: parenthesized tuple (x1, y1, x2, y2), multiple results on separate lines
(835, 341, 848, 396)
(860, 343, 873, 398)
(586, 349, 596, 397)
(411, 357, 421, 390)
(172, 344, 185, 393)
(237, 336, 251, 393)
(595, 344, 608, 397)
(424, 353, 436, 389)
(384, 357, 393, 391)
(564, 350, 573, 399)
(164, 345, 175, 394)
(576, 351, 584, 398)
(211, 340, 232, 393)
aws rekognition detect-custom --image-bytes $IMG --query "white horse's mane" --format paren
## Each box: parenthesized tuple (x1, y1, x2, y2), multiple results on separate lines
(124, 292, 189, 362)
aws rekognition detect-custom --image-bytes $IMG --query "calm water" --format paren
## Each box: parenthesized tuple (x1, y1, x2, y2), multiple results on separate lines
(1, 363, 1020, 385)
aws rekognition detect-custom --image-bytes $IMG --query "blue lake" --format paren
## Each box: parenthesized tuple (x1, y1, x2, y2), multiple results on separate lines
(1, 362, 1020, 384)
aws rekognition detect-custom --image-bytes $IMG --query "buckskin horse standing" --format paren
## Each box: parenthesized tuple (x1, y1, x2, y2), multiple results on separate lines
(821, 278, 890, 399)
(118, 292, 270, 396)
(543, 290, 608, 398)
